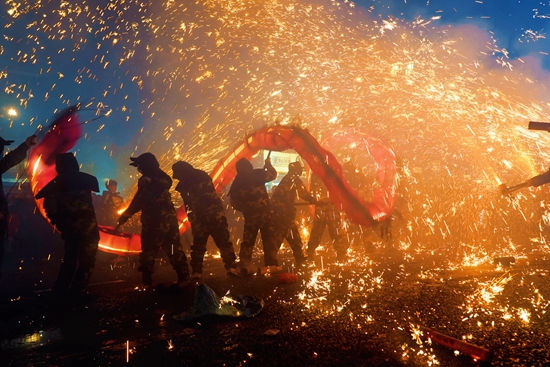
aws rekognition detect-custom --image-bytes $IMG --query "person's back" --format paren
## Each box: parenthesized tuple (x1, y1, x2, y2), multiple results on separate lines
(38, 153, 99, 237)
(271, 173, 297, 218)
(118, 153, 190, 288)
(306, 174, 345, 259)
(229, 158, 275, 216)
(172, 161, 238, 279)
(175, 164, 223, 219)
(35, 152, 100, 299)
(271, 162, 315, 265)
(229, 157, 280, 274)
(271, 162, 315, 221)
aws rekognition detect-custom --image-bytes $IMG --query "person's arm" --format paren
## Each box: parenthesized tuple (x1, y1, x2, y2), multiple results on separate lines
(263, 157, 277, 182)
(117, 177, 150, 226)
(297, 178, 317, 204)
(0, 135, 37, 173)
(527, 168, 550, 187)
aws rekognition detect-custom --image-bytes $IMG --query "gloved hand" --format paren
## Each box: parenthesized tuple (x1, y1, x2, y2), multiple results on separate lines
(25, 135, 37, 147)
(116, 213, 131, 229)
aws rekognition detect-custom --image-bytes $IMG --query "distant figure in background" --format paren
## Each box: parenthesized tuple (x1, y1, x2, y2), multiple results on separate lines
(117, 153, 189, 288)
(35, 153, 99, 299)
(0, 134, 37, 280)
(306, 174, 346, 260)
(97, 179, 124, 227)
(228, 157, 281, 275)
(171, 161, 239, 279)
(271, 162, 317, 267)
(379, 204, 405, 245)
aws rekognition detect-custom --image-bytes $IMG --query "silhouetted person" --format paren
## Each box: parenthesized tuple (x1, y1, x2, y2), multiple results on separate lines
(228, 157, 281, 275)
(172, 161, 239, 279)
(306, 174, 346, 259)
(379, 205, 404, 245)
(271, 162, 317, 266)
(117, 153, 189, 288)
(98, 179, 124, 226)
(0, 134, 36, 279)
(35, 153, 99, 299)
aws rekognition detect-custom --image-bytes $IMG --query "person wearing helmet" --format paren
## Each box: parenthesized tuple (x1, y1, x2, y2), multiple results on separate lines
(117, 153, 189, 288)
(271, 161, 317, 266)
(171, 161, 239, 279)
(228, 157, 281, 275)
(0, 134, 36, 280)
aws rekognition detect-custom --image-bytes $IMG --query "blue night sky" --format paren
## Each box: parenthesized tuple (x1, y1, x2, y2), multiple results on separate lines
(358, 0, 550, 68)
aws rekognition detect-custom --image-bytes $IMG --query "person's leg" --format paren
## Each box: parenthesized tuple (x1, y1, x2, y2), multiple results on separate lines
(53, 234, 79, 293)
(271, 217, 288, 253)
(259, 213, 279, 267)
(306, 217, 325, 257)
(189, 219, 209, 275)
(286, 222, 307, 263)
(327, 217, 346, 257)
(209, 215, 237, 270)
(161, 218, 189, 282)
(139, 225, 161, 286)
(70, 235, 99, 292)
(239, 214, 260, 270)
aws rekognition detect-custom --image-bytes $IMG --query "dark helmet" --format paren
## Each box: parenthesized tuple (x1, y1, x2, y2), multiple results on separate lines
(288, 161, 303, 175)
(129, 152, 159, 175)
(172, 161, 194, 180)
(235, 158, 253, 174)
(56, 152, 79, 174)
(105, 179, 118, 189)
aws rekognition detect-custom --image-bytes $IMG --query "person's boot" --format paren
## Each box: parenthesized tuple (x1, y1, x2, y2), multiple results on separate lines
(142, 272, 153, 289)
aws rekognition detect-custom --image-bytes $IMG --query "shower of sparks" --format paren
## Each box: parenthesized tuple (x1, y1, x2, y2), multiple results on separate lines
(4, 0, 550, 259)
(459, 271, 550, 329)
(4, 2, 550, 365)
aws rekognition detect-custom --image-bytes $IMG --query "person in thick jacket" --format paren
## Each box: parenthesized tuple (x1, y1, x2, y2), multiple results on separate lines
(117, 153, 189, 287)
(271, 162, 317, 266)
(228, 157, 280, 275)
(35, 152, 99, 298)
(0, 135, 37, 279)
(172, 161, 239, 279)
(306, 174, 346, 260)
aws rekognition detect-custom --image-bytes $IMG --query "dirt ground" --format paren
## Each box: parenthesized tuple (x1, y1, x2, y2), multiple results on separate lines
(2, 237, 550, 367)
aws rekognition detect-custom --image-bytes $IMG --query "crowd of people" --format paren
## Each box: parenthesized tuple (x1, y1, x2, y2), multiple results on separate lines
(0, 131, 406, 301)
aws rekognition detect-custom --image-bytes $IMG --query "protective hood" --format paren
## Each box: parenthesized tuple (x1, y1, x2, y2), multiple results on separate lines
(56, 153, 79, 174)
(235, 158, 253, 174)
(130, 153, 159, 175)
(172, 161, 194, 180)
